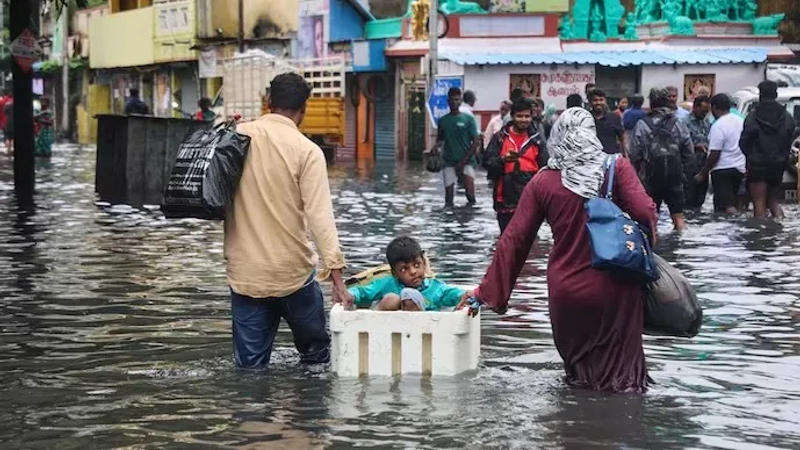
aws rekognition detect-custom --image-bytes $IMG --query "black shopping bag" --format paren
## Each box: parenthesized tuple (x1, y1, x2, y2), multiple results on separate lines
(161, 121, 250, 219)
(644, 254, 703, 337)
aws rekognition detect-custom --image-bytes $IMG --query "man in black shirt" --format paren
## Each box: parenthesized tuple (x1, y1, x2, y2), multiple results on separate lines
(588, 88, 625, 155)
(124, 88, 150, 115)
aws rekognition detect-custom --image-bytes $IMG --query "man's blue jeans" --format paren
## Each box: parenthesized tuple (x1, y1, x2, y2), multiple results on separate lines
(231, 280, 330, 368)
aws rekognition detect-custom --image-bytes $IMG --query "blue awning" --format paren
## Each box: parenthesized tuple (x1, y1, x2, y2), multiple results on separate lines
(441, 48, 768, 67)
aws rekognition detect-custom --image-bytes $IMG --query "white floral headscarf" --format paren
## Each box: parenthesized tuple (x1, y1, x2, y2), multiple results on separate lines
(546, 107, 608, 198)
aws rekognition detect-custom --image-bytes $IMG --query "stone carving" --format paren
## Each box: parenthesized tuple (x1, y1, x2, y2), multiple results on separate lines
(671, 15, 695, 35)
(752, 13, 785, 35)
(559, 14, 574, 39)
(589, 5, 607, 42)
(624, 12, 638, 40)
(741, 0, 757, 21)
(562, 0, 784, 41)
(568, 0, 625, 40)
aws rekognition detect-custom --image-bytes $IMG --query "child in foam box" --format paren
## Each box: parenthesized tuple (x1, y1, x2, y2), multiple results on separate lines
(344, 236, 473, 311)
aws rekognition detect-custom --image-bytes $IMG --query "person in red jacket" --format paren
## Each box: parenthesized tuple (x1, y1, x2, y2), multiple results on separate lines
(482, 98, 548, 232)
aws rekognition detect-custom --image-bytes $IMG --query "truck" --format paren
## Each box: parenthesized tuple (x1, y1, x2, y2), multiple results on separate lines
(217, 50, 346, 162)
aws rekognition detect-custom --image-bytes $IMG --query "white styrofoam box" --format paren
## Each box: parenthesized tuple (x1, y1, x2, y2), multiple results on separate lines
(329, 304, 480, 377)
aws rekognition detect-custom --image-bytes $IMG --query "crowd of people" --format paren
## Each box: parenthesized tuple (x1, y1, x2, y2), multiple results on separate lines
(226, 73, 661, 393)
(432, 80, 797, 230)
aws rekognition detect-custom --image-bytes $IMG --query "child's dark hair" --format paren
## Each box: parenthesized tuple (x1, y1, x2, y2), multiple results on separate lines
(386, 236, 423, 267)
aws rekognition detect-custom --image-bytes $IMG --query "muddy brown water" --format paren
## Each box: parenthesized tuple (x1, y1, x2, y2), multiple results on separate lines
(1, 144, 798, 449)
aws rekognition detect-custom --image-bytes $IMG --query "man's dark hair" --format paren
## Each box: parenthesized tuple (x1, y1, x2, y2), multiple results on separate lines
(510, 98, 533, 115)
(269, 72, 312, 111)
(447, 87, 462, 98)
(129, 88, 139, 97)
(710, 93, 731, 111)
(588, 88, 606, 101)
(693, 95, 710, 107)
(630, 94, 644, 108)
(566, 93, 583, 108)
(649, 88, 670, 109)
(758, 80, 778, 100)
(462, 90, 476, 106)
(510, 88, 525, 103)
(585, 83, 596, 93)
(198, 97, 212, 109)
(532, 97, 545, 109)
(386, 236, 423, 267)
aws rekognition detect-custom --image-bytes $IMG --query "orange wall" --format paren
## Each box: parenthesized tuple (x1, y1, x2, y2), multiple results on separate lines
(356, 92, 375, 161)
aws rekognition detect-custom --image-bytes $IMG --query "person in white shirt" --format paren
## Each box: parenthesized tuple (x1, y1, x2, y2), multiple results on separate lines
(483, 100, 511, 149)
(460, 90, 480, 135)
(694, 93, 746, 214)
(667, 86, 690, 119)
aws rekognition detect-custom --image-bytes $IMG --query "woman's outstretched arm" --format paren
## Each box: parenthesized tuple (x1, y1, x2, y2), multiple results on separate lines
(474, 174, 546, 313)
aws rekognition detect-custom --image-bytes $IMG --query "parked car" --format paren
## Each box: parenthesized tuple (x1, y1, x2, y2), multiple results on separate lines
(732, 86, 800, 201)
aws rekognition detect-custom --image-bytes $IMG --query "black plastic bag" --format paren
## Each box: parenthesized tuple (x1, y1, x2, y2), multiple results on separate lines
(162, 121, 250, 219)
(424, 149, 443, 173)
(644, 254, 702, 337)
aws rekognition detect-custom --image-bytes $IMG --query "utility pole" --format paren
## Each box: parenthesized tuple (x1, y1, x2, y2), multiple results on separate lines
(11, 0, 38, 206)
(61, 3, 69, 137)
(427, 0, 438, 143)
(237, 0, 244, 53)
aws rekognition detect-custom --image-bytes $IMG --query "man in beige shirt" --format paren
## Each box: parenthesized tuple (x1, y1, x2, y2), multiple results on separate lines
(225, 72, 349, 368)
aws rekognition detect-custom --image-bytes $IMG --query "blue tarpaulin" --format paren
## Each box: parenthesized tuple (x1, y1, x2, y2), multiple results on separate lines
(441, 48, 768, 67)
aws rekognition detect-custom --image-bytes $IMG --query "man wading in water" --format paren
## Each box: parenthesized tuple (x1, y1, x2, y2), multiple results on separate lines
(225, 73, 349, 368)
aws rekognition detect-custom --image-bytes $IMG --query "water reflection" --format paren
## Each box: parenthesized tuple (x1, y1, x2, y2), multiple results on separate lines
(0, 145, 798, 448)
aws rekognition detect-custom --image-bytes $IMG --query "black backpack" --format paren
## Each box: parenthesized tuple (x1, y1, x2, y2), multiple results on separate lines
(642, 115, 683, 188)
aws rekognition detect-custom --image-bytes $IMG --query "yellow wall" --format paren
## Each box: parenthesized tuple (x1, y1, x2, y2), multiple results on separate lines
(78, 83, 111, 144)
(153, 0, 197, 62)
(89, 7, 154, 68)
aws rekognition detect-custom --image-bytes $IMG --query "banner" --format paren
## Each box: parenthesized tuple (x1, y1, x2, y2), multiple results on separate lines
(427, 77, 463, 128)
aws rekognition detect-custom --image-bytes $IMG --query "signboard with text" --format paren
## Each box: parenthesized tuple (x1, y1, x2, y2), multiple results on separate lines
(427, 77, 463, 128)
(490, 0, 568, 13)
(9, 29, 42, 73)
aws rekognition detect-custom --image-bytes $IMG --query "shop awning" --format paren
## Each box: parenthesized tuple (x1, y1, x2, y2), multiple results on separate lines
(441, 47, 770, 67)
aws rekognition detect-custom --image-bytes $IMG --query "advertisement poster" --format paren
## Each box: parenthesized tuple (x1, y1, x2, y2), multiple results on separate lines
(684, 74, 715, 101)
(298, 0, 327, 59)
(509, 74, 541, 99)
(427, 77, 463, 128)
(154, 71, 172, 117)
(490, 0, 568, 13)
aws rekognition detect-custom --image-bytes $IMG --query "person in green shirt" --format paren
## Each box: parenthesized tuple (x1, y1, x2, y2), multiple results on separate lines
(345, 236, 472, 311)
(435, 87, 480, 207)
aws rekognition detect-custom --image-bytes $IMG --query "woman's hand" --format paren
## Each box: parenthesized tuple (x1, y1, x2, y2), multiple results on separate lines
(456, 290, 481, 317)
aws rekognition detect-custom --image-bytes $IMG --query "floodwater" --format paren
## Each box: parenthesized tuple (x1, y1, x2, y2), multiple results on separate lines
(1, 144, 799, 449)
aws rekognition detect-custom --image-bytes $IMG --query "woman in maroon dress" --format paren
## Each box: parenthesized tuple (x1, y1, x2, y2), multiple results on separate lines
(471, 108, 657, 392)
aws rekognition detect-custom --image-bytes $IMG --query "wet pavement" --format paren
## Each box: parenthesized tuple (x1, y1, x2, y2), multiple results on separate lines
(0, 143, 799, 449)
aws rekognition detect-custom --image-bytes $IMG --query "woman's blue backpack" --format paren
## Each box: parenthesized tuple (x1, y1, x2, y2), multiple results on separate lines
(585, 155, 658, 283)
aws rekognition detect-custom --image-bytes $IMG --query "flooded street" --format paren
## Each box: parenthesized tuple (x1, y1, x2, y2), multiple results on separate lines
(1, 143, 799, 449)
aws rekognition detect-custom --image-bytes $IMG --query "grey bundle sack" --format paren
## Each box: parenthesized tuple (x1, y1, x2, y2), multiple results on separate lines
(643, 254, 702, 337)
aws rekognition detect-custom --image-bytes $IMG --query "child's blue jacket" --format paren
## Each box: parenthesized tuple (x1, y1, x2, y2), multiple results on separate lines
(348, 275, 465, 310)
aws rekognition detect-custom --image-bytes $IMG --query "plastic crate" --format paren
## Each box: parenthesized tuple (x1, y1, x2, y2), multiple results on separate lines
(329, 304, 480, 377)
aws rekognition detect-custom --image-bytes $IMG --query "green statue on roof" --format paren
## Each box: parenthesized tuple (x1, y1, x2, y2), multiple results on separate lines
(560, 14, 574, 39)
(624, 12, 638, 40)
(589, 5, 607, 42)
(440, 0, 486, 14)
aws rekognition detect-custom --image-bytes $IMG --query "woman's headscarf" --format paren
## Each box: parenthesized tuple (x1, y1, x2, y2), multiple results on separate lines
(546, 107, 607, 199)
